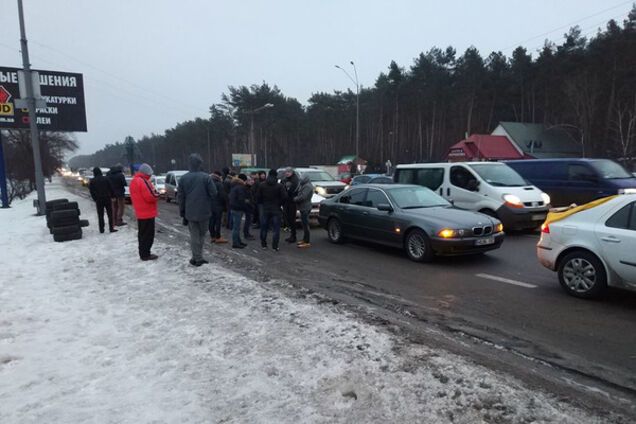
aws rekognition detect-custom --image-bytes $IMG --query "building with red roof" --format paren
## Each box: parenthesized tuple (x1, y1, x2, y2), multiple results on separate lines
(445, 134, 528, 162)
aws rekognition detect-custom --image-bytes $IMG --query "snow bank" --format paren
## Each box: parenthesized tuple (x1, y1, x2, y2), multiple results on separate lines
(0, 181, 611, 423)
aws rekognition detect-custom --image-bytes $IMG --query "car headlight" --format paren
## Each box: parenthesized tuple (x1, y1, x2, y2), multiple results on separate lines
(540, 192, 551, 205)
(502, 194, 523, 208)
(496, 223, 504, 233)
(437, 228, 465, 238)
(344, 185, 351, 190)
(159, 188, 166, 194)
(315, 186, 327, 196)
(618, 188, 636, 195)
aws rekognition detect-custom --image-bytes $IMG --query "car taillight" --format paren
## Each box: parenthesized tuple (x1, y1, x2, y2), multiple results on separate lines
(541, 223, 550, 234)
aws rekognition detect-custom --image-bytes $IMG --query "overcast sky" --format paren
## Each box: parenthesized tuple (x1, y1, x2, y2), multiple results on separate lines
(0, 0, 632, 155)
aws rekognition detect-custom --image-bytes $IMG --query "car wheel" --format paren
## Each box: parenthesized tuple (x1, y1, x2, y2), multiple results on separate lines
(558, 251, 607, 299)
(405, 229, 433, 262)
(327, 218, 345, 244)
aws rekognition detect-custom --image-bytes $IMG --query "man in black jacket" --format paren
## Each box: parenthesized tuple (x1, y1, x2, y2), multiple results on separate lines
(282, 167, 300, 243)
(229, 174, 250, 248)
(89, 167, 117, 234)
(209, 171, 228, 244)
(107, 164, 127, 226)
(257, 169, 288, 251)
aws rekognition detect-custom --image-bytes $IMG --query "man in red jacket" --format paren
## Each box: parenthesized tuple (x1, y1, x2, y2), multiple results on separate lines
(129, 164, 160, 261)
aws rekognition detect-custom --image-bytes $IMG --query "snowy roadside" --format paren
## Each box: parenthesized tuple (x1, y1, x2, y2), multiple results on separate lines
(0, 181, 620, 423)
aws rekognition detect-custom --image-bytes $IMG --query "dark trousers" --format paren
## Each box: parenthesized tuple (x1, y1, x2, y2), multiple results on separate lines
(137, 218, 155, 259)
(300, 210, 311, 243)
(96, 198, 114, 232)
(260, 211, 282, 248)
(209, 209, 222, 239)
(231, 210, 243, 246)
(284, 202, 297, 239)
(244, 211, 252, 237)
(112, 197, 125, 225)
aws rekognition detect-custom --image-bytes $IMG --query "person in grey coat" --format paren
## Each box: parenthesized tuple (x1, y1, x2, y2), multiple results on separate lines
(294, 174, 314, 247)
(178, 153, 217, 266)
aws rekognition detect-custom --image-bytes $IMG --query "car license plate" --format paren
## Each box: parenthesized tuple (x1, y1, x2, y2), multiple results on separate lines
(475, 237, 495, 246)
(532, 214, 547, 221)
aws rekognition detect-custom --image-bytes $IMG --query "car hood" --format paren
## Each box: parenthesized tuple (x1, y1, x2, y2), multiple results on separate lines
(606, 177, 636, 189)
(492, 185, 545, 202)
(313, 181, 346, 188)
(403, 206, 499, 228)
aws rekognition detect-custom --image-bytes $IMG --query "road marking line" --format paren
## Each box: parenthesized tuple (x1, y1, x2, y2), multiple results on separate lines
(475, 273, 538, 289)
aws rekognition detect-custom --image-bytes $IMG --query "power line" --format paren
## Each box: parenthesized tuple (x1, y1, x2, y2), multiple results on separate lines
(500, 0, 633, 52)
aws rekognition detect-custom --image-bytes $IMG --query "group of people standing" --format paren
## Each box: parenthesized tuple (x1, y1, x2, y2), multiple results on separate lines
(117, 153, 314, 267)
(88, 165, 128, 233)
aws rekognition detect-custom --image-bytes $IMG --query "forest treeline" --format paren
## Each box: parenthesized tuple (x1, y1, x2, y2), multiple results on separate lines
(68, 8, 636, 173)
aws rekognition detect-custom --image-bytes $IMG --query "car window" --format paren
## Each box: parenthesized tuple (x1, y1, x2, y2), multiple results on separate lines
(354, 175, 371, 184)
(340, 188, 366, 205)
(631, 203, 636, 231)
(450, 166, 477, 190)
(369, 176, 393, 184)
(469, 164, 526, 187)
(568, 164, 597, 182)
(388, 186, 449, 209)
(606, 203, 633, 229)
(397, 168, 444, 190)
(366, 189, 390, 208)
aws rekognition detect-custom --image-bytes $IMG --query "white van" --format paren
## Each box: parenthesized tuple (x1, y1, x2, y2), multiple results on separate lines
(164, 170, 188, 203)
(394, 162, 551, 230)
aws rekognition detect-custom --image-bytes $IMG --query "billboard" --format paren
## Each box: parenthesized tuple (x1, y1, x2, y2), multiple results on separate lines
(231, 153, 256, 167)
(0, 66, 87, 132)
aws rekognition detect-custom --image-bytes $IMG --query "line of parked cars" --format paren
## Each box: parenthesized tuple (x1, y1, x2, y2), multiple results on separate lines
(150, 159, 636, 299)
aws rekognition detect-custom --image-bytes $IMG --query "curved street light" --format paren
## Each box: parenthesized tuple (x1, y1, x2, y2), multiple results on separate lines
(335, 62, 360, 159)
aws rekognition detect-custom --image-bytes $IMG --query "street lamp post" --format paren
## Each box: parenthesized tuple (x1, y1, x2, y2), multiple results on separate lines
(246, 103, 274, 166)
(335, 62, 360, 160)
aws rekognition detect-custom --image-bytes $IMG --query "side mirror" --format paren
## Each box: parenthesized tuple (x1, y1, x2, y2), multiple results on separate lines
(467, 180, 480, 191)
(377, 203, 393, 212)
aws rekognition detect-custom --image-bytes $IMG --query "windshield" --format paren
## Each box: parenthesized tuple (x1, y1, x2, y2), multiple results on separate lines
(302, 171, 335, 182)
(155, 177, 165, 184)
(590, 160, 632, 179)
(388, 186, 450, 209)
(468, 164, 527, 187)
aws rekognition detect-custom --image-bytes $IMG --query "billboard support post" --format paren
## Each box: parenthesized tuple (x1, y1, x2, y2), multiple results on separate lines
(0, 131, 9, 208)
(17, 0, 46, 215)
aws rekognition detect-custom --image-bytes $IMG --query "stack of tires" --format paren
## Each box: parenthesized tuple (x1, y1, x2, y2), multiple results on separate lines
(45, 199, 89, 242)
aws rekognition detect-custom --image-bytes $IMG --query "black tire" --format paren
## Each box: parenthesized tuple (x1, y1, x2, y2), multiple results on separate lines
(404, 228, 434, 263)
(79, 219, 89, 228)
(327, 218, 345, 244)
(50, 209, 80, 220)
(557, 250, 607, 299)
(53, 230, 82, 242)
(51, 224, 81, 235)
(46, 199, 68, 208)
(49, 215, 81, 228)
(51, 201, 79, 211)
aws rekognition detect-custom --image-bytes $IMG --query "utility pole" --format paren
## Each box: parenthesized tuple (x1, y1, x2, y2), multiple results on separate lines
(335, 62, 360, 159)
(0, 131, 9, 208)
(18, 0, 46, 215)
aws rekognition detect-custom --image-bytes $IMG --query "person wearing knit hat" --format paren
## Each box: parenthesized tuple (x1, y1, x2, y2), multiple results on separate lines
(129, 163, 159, 261)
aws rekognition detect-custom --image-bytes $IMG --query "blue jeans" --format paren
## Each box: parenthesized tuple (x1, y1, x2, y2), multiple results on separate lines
(300, 210, 310, 243)
(231, 210, 244, 246)
(260, 211, 282, 248)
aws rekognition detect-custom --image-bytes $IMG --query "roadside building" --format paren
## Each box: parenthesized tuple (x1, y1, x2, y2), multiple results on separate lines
(492, 122, 582, 158)
(445, 134, 526, 162)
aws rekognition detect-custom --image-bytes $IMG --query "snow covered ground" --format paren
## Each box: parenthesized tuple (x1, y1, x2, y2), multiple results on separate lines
(0, 181, 619, 423)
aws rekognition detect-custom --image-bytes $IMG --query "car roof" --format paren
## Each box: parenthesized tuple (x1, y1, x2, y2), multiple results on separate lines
(350, 183, 415, 190)
(167, 170, 188, 175)
(395, 162, 508, 169)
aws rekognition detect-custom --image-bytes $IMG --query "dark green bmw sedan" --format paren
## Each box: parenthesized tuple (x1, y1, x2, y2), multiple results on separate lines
(318, 184, 505, 262)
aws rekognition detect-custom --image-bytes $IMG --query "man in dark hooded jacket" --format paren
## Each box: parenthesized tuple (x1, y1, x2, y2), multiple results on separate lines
(257, 169, 287, 250)
(229, 174, 250, 248)
(178, 154, 217, 266)
(282, 167, 300, 243)
(294, 174, 314, 248)
(89, 167, 117, 233)
(107, 164, 127, 226)
(209, 171, 228, 244)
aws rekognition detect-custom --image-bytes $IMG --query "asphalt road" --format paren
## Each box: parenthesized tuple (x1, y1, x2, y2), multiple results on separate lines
(66, 180, 636, 416)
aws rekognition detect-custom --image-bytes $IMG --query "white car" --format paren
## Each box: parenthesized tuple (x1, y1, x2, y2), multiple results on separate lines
(151, 175, 166, 197)
(537, 194, 636, 298)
